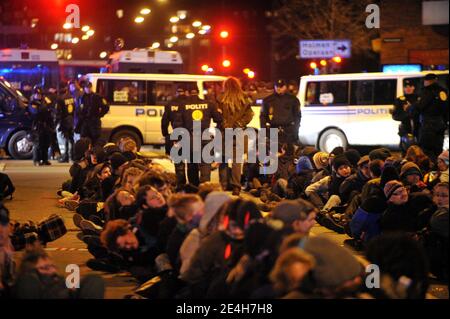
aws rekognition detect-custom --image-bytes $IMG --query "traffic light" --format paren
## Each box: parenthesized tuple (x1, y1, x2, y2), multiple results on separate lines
(219, 30, 229, 39)
(332, 56, 342, 63)
(222, 59, 231, 68)
(201, 64, 209, 72)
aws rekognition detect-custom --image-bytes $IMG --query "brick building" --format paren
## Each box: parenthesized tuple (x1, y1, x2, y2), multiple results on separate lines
(380, 0, 449, 69)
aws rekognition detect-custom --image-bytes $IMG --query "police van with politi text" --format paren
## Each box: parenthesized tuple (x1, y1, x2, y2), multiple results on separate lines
(297, 71, 449, 152)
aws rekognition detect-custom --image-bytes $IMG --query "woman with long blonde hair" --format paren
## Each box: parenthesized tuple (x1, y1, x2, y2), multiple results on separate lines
(218, 77, 254, 196)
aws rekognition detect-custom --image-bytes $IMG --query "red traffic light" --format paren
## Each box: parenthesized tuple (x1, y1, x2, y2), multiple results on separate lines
(222, 59, 231, 68)
(219, 30, 229, 39)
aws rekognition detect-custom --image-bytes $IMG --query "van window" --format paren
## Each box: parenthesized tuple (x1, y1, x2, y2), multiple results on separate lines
(305, 81, 349, 106)
(350, 79, 396, 105)
(98, 80, 146, 105)
(151, 81, 197, 105)
(0, 85, 16, 113)
(404, 76, 448, 93)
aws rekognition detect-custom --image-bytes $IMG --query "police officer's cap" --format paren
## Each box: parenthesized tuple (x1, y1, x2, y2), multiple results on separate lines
(404, 79, 414, 86)
(424, 73, 437, 81)
(275, 79, 287, 87)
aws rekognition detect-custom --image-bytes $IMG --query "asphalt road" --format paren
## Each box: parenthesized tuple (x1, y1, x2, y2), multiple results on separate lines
(1, 157, 447, 299)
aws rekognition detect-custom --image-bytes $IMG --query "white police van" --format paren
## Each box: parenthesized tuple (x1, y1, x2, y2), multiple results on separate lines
(86, 73, 229, 148)
(297, 71, 449, 153)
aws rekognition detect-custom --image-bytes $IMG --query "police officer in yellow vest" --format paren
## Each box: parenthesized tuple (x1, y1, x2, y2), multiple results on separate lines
(180, 88, 223, 186)
(411, 73, 449, 161)
(55, 83, 76, 162)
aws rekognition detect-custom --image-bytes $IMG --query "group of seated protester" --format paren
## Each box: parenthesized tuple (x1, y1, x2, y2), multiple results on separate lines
(44, 136, 447, 298)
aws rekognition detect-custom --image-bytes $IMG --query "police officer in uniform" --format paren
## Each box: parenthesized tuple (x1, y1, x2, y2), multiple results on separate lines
(55, 83, 76, 162)
(261, 79, 301, 145)
(392, 79, 419, 153)
(68, 80, 83, 143)
(411, 73, 448, 161)
(28, 86, 54, 166)
(180, 88, 223, 186)
(161, 86, 188, 187)
(77, 81, 109, 145)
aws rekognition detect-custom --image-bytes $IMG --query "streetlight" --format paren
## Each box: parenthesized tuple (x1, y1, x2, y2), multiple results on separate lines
(63, 22, 72, 29)
(201, 64, 209, 72)
(169, 36, 179, 43)
(140, 8, 151, 15)
(243, 68, 250, 74)
(320, 59, 327, 66)
(50, 43, 58, 50)
(248, 71, 255, 79)
(134, 16, 145, 23)
(186, 33, 195, 39)
(167, 43, 174, 48)
(99, 51, 108, 58)
(81, 25, 90, 32)
(332, 56, 342, 63)
(151, 42, 160, 49)
(202, 25, 211, 31)
(178, 11, 187, 20)
(86, 30, 95, 36)
(82, 35, 89, 40)
(170, 16, 179, 23)
(71, 37, 80, 44)
(198, 30, 207, 35)
(310, 62, 317, 69)
(192, 21, 202, 27)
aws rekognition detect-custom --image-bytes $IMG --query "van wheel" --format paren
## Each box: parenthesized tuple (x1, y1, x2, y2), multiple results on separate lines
(111, 129, 142, 150)
(318, 129, 348, 153)
(8, 130, 34, 159)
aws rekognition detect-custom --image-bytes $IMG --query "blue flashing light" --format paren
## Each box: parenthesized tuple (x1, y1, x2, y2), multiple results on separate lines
(383, 64, 422, 73)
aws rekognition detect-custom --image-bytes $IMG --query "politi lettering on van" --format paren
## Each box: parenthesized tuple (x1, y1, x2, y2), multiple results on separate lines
(135, 108, 164, 117)
(356, 108, 390, 115)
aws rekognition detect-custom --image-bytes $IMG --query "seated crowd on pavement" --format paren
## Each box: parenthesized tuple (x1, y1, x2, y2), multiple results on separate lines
(0, 134, 448, 299)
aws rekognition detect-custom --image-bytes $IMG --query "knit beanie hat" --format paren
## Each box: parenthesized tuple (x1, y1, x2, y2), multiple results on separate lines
(344, 149, 361, 168)
(400, 162, 422, 178)
(303, 236, 362, 289)
(357, 155, 370, 167)
(369, 148, 392, 161)
(200, 192, 232, 233)
(110, 152, 128, 170)
(384, 180, 403, 200)
(380, 165, 400, 188)
(438, 150, 449, 166)
(333, 155, 351, 171)
(313, 152, 329, 170)
(330, 147, 345, 157)
(296, 156, 314, 174)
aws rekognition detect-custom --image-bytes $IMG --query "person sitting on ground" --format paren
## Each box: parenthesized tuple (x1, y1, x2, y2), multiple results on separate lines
(405, 145, 433, 174)
(81, 163, 112, 201)
(305, 155, 352, 212)
(365, 233, 429, 299)
(165, 194, 204, 272)
(104, 188, 137, 222)
(182, 198, 261, 298)
(436, 150, 449, 183)
(400, 162, 428, 194)
(121, 167, 143, 194)
(310, 151, 330, 183)
(179, 191, 232, 279)
(339, 155, 372, 205)
(100, 219, 159, 282)
(417, 182, 449, 283)
(380, 180, 434, 234)
(14, 246, 104, 299)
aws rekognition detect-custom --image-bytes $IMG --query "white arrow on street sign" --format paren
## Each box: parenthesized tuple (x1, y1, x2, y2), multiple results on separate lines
(299, 40, 352, 59)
